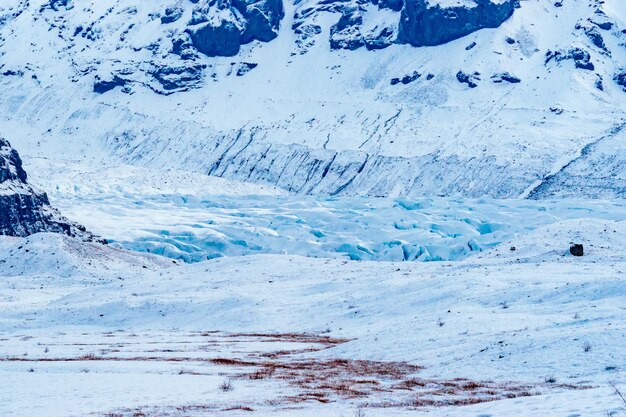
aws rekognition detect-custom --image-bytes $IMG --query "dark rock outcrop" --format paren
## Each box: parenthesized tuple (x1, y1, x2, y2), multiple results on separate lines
(491, 72, 520, 83)
(150, 64, 205, 92)
(161, 6, 184, 24)
(545, 48, 595, 71)
(0, 138, 103, 242)
(398, 0, 518, 47)
(93, 75, 127, 94)
(187, 0, 284, 57)
(457, 70, 480, 88)
(330, 8, 365, 51)
(390, 71, 421, 85)
(615, 71, 626, 91)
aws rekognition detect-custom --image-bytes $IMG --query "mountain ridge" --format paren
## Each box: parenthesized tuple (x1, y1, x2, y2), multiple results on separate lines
(0, 0, 624, 198)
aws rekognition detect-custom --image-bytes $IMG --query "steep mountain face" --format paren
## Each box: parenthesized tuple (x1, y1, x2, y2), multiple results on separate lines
(398, 0, 518, 47)
(0, 138, 102, 241)
(0, 0, 625, 198)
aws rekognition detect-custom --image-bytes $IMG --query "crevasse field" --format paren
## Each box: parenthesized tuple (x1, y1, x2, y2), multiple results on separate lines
(27, 159, 626, 263)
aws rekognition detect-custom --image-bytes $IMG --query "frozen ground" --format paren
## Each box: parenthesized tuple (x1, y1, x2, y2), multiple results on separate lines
(0, 218, 625, 416)
(23, 158, 626, 263)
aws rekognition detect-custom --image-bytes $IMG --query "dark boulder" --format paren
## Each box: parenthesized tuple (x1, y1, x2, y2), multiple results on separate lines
(457, 71, 480, 88)
(0, 138, 103, 242)
(398, 0, 518, 47)
(569, 243, 584, 257)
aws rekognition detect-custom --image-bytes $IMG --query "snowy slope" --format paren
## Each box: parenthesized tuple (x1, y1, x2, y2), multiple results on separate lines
(0, 0, 625, 197)
(1, 219, 625, 416)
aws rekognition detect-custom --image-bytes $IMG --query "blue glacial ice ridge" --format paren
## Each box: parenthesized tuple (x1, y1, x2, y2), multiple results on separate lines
(64, 194, 626, 263)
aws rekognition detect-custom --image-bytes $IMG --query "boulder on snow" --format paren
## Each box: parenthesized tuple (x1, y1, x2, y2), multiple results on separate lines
(0, 138, 103, 242)
(570, 243, 584, 257)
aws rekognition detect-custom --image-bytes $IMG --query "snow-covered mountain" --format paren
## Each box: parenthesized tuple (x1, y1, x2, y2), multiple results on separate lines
(0, 0, 625, 197)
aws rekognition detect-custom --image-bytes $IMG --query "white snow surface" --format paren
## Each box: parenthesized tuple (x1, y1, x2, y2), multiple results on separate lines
(0, 219, 625, 416)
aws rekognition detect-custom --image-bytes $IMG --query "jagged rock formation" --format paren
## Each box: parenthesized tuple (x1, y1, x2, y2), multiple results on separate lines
(398, 0, 518, 46)
(0, 139, 103, 241)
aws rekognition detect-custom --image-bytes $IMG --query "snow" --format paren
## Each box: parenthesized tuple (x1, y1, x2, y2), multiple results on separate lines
(1, 0, 625, 415)
(0, 0, 625, 197)
(0, 219, 625, 416)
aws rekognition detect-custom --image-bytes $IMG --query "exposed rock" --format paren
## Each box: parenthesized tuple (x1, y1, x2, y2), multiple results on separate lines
(330, 9, 365, 50)
(235, 0, 284, 43)
(93, 75, 127, 94)
(398, 0, 518, 47)
(570, 243, 584, 256)
(171, 35, 199, 60)
(364, 26, 395, 50)
(581, 25, 607, 51)
(188, 17, 243, 57)
(236, 62, 258, 76)
(161, 6, 183, 24)
(491, 72, 521, 83)
(390, 71, 420, 85)
(378, 0, 403, 12)
(457, 71, 480, 88)
(150, 64, 205, 93)
(590, 19, 613, 31)
(595, 74, 604, 91)
(187, 0, 284, 57)
(614, 71, 626, 92)
(0, 138, 103, 242)
(545, 47, 594, 71)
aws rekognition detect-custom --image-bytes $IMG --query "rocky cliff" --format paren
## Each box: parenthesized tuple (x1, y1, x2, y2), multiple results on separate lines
(398, 0, 518, 46)
(0, 139, 103, 241)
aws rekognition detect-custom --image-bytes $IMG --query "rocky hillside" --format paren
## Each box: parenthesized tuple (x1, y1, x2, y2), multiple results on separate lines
(0, 0, 625, 198)
(0, 138, 102, 241)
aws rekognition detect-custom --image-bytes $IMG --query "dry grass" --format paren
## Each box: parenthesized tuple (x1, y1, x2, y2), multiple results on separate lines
(5, 331, 594, 415)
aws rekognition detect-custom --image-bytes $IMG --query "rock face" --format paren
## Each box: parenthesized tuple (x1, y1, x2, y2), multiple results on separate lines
(398, 0, 518, 47)
(187, 0, 284, 57)
(0, 138, 103, 242)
